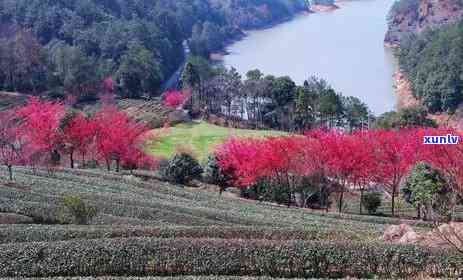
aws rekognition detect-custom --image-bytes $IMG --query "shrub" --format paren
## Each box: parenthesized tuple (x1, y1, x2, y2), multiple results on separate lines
(362, 192, 382, 215)
(0, 238, 461, 278)
(84, 159, 99, 169)
(402, 162, 454, 221)
(57, 194, 97, 225)
(240, 179, 291, 205)
(203, 155, 232, 193)
(163, 153, 203, 185)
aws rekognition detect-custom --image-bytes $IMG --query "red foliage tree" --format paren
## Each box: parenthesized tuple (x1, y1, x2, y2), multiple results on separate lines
(0, 110, 26, 180)
(121, 147, 158, 173)
(15, 97, 65, 168)
(216, 137, 266, 187)
(99, 77, 116, 105)
(217, 136, 311, 207)
(418, 127, 463, 196)
(163, 90, 188, 108)
(366, 129, 421, 216)
(348, 130, 379, 214)
(258, 136, 308, 206)
(303, 129, 377, 212)
(61, 112, 97, 168)
(215, 127, 463, 215)
(103, 77, 115, 93)
(93, 106, 152, 172)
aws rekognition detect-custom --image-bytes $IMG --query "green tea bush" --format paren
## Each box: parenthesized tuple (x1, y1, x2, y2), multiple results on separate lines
(0, 166, 432, 236)
(0, 225, 362, 244)
(0, 277, 320, 280)
(163, 153, 203, 184)
(362, 192, 382, 215)
(0, 238, 461, 278)
(57, 194, 97, 225)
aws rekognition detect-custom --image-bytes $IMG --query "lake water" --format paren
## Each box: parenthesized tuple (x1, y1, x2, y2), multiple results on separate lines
(222, 0, 397, 115)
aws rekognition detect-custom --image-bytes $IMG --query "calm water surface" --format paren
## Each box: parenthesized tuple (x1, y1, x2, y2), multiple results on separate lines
(223, 0, 397, 115)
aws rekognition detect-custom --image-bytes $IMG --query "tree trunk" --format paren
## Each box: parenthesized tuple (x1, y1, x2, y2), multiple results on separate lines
(425, 202, 434, 221)
(338, 189, 344, 213)
(219, 187, 224, 197)
(359, 187, 364, 215)
(106, 159, 111, 171)
(70, 152, 74, 169)
(116, 159, 120, 173)
(7, 165, 13, 181)
(391, 185, 396, 217)
(287, 191, 292, 208)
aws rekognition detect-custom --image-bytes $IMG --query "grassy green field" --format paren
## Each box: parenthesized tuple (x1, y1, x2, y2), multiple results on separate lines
(150, 121, 287, 160)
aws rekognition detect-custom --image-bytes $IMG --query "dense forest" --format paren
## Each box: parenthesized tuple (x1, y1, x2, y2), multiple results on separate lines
(386, 0, 463, 113)
(176, 57, 372, 132)
(397, 20, 463, 113)
(0, 0, 306, 100)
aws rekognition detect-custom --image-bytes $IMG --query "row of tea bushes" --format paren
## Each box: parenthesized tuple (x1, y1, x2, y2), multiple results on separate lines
(0, 277, 318, 280)
(0, 167, 392, 234)
(306, 211, 434, 228)
(0, 238, 461, 278)
(30, 167, 434, 229)
(0, 225, 363, 244)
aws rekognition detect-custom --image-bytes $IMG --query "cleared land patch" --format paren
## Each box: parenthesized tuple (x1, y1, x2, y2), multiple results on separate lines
(150, 121, 286, 160)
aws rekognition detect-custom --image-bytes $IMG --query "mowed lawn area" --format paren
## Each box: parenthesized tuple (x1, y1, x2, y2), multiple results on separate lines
(150, 121, 287, 160)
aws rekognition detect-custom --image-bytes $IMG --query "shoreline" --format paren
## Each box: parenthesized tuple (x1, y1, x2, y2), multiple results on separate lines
(384, 41, 400, 48)
(309, 4, 340, 13)
(210, 4, 340, 61)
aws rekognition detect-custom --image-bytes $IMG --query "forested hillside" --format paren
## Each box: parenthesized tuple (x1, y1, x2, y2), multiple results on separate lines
(0, 0, 306, 100)
(398, 21, 463, 113)
(385, 0, 463, 46)
(385, 0, 463, 114)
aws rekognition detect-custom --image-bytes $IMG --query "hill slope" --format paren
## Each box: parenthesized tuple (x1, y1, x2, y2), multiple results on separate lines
(0, 0, 307, 97)
(385, 0, 463, 46)
(0, 166, 460, 278)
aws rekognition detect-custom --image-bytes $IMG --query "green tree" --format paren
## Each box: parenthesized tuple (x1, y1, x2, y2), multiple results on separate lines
(294, 86, 316, 131)
(181, 62, 201, 89)
(318, 88, 344, 128)
(342, 96, 370, 130)
(203, 155, 232, 194)
(0, 30, 48, 92)
(246, 69, 264, 81)
(373, 107, 436, 129)
(188, 21, 225, 56)
(48, 42, 98, 100)
(362, 192, 382, 215)
(270, 76, 296, 130)
(117, 42, 163, 98)
(402, 162, 454, 221)
(164, 153, 203, 185)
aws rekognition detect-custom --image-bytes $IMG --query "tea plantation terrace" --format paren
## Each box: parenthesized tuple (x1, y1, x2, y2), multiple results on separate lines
(0, 166, 461, 278)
